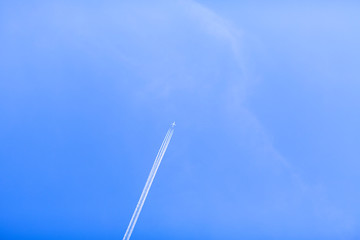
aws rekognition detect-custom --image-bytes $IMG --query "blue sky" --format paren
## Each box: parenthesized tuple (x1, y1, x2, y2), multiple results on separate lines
(1, 1, 360, 239)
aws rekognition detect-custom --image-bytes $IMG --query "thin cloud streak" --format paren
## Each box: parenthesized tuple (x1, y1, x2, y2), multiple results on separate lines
(123, 124, 175, 240)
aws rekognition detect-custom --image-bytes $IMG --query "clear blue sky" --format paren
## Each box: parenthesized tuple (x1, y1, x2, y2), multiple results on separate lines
(1, 1, 360, 239)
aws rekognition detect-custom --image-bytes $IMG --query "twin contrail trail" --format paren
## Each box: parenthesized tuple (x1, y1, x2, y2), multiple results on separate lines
(123, 122, 176, 240)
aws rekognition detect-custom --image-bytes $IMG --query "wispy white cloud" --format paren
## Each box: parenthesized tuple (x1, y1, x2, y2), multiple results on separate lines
(174, 0, 355, 234)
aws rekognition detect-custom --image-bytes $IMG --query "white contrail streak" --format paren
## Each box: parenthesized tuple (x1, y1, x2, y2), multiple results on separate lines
(123, 122, 175, 240)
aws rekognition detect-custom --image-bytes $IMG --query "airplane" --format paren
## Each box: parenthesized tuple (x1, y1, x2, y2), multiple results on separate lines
(171, 122, 176, 127)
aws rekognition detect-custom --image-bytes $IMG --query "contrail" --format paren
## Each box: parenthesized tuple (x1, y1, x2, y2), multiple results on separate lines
(123, 122, 176, 240)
